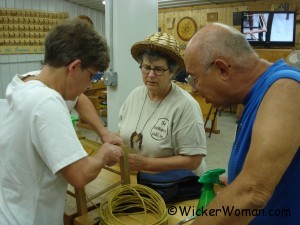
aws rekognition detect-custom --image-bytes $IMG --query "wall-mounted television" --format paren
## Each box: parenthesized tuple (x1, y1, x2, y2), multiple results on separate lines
(241, 11, 296, 48)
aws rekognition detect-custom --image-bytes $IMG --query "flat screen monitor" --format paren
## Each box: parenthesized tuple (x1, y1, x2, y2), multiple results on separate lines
(241, 11, 296, 48)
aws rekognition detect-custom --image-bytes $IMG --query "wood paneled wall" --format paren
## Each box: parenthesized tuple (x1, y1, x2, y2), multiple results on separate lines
(255, 49, 293, 62)
(158, 0, 298, 55)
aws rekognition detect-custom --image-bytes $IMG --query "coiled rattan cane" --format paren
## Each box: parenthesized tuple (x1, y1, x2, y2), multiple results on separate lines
(78, 139, 168, 224)
(99, 184, 168, 225)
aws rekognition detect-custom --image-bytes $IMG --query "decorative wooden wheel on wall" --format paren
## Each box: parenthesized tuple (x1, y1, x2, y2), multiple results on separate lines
(177, 16, 197, 41)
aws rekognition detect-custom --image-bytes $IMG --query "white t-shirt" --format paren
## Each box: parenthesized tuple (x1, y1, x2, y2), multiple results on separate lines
(6, 70, 78, 111)
(0, 80, 87, 225)
(119, 83, 207, 176)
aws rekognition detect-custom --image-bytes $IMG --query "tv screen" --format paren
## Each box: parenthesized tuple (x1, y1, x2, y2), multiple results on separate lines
(241, 11, 296, 48)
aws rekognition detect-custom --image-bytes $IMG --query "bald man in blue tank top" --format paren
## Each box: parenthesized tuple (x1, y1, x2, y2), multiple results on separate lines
(185, 22, 299, 225)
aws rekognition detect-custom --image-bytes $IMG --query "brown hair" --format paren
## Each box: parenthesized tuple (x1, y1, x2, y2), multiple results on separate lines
(44, 19, 109, 72)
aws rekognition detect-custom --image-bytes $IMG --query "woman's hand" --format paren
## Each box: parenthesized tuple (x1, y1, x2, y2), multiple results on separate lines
(128, 153, 147, 171)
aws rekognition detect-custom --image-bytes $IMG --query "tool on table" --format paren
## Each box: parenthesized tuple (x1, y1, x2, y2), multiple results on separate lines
(176, 215, 196, 225)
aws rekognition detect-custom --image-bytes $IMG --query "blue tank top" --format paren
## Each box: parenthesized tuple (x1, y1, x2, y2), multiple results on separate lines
(228, 59, 300, 225)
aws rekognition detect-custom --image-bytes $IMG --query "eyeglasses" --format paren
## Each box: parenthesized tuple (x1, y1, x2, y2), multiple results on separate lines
(185, 61, 214, 88)
(185, 61, 227, 89)
(185, 75, 198, 89)
(86, 68, 99, 83)
(139, 65, 169, 76)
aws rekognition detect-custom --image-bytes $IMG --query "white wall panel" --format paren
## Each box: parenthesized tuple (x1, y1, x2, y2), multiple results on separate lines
(0, 0, 105, 98)
(106, 0, 158, 131)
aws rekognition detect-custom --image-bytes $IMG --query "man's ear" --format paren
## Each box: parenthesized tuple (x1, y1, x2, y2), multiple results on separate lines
(66, 59, 81, 75)
(214, 59, 230, 81)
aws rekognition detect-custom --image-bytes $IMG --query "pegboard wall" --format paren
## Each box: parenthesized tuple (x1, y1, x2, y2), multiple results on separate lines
(0, 8, 69, 55)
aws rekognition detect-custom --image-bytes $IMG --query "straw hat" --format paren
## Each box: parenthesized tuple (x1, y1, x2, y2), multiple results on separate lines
(131, 32, 185, 71)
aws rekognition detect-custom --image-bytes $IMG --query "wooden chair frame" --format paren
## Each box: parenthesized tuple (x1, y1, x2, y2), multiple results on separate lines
(66, 137, 130, 216)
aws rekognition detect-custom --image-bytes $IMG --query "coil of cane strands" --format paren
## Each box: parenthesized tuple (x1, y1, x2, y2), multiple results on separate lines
(99, 184, 168, 225)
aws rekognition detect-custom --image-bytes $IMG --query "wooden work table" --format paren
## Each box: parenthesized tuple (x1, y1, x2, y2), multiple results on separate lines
(74, 171, 206, 225)
(75, 202, 197, 224)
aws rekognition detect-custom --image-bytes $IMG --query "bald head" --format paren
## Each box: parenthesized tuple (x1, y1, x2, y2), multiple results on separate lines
(185, 23, 258, 72)
(184, 23, 263, 107)
(188, 23, 233, 46)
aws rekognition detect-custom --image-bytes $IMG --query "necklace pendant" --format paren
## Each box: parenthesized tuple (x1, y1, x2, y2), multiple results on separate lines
(130, 132, 143, 150)
(133, 133, 141, 142)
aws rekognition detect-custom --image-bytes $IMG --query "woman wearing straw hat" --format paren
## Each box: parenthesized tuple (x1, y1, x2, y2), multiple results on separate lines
(119, 32, 206, 176)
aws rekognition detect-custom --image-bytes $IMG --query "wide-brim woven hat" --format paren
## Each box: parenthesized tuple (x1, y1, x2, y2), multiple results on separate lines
(131, 32, 185, 71)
